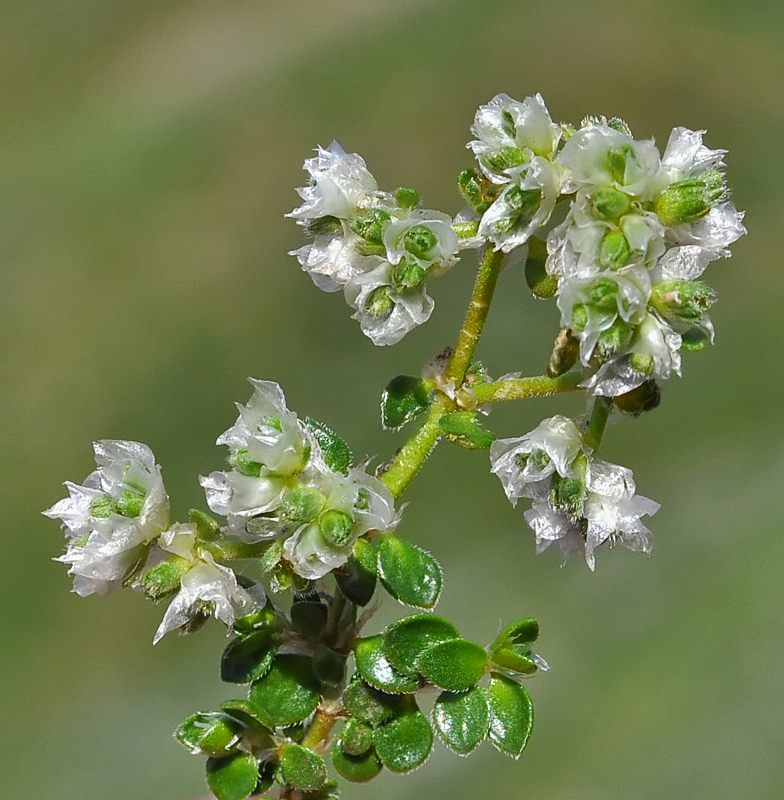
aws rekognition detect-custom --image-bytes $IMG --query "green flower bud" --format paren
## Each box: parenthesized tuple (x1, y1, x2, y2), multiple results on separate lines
(591, 188, 632, 221)
(571, 304, 589, 331)
(233, 598, 277, 635)
(229, 448, 263, 478)
(189, 509, 221, 542)
(607, 117, 633, 137)
(594, 317, 635, 361)
(351, 209, 391, 244)
(403, 225, 438, 260)
(319, 509, 355, 548)
(113, 489, 145, 518)
(281, 487, 327, 524)
(650, 280, 716, 325)
(607, 144, 634, 184)
(306, 215, 342, 237)
(548, 327, 580, 377)
(395, 187, 420, 209)
(549, 459, 587, 520)
(586, 276, 620, 311)
(613, 380, 661, 416)
(457, 168, 500, 214)
(393, 257, 427, 290)
(506, 186, 541, 216)
(654, 171, 725, 227)
(364, 286, 394, 319)
(481, 146, 526, 174)
(524, 236, 558, 298)
(140, 556, 189, 602)
(90, 495, 112, 519)
(598, 229, 632, 271)
(629, 352, 655, 376)
(355, 241, 387, 257)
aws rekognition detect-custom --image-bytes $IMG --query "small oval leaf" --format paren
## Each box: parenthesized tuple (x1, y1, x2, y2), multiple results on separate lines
(488, 645, 537, 675)
(305, 417, 352, 474)
(485, 674, 534, 759)
(248, 654, 321, 727)
(354, 636, 422, 694)
(342, 675, 403, 723)
(312, 645, 346, 686)
(336, 539, 377, 606)
(206, 752, 259, 800)
(341, 718, 375, 756)
(438, 412, 496, 450)
(381, 375, 431, 430)
(417, 639, 487, 692)
(524, 236, 558, 298)
(433, 687, 490, 755)
(278, 744, 327, 791)
(332, 740, 383, 783)
(290, 600, 329, 639)
(373, 699, 433, 773)
(377, 535, 442, 610)
(488, 618, 539, 654)
(383, 614, 460, 677)
(221, 629, 276, 684)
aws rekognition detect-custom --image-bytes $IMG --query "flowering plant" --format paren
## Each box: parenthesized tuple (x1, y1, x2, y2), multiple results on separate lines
(45, 93, 744, 800)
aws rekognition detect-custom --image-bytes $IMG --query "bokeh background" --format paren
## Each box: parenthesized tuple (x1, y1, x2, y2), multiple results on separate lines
(2, 1, 783, 798)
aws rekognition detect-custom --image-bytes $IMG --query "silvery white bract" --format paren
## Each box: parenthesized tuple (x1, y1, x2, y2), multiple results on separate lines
(524, 457, 659, 570)
(490, 416, 586, 504)
(659, 127, 726, 185)
(45, 440, 169, 597)
(288, 141, 379, 222)
(283, 467, 396, 581)
(291, 237, 367, 293)
(556, 267, 651, 364)
(153, 524, 261, 644)
(382, 208, 459, 271)
(343, 260, 435, 346)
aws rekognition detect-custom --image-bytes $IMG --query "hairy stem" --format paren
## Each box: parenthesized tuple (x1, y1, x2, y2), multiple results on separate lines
(472, 371, 584, 403)
(300, 707, 339, 753)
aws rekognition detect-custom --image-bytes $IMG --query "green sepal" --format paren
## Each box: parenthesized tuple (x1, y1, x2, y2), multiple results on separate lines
(278, 744, 327, 792)
(417, 639, 487, 692)
(373, 697, 433, 773)
(343, 675, 403, 723)
(189, 508, 221, 541)
(383, 614, 460, 677)
(395, 187, 420, 209)
(332, 740, 383, 783)
(312, 644, 346, 686)
(354, 635, 422, 694)
(221, 629, 276, 684)
(175, 712, 243, 757)
(524, 237, 558, 298)
(485, 674, 534, 759)
(290, 599, 329, 639)
(377, 534, 442, 610)
(438, 412, 496, 450)
(488, 646, 537, 675)
(139, 556, 188, 602)
(341, 718, 375, 756)
(336, 539, 377, 606)
(680, 326, 711, 351)
(248, 655, 321, 727)
(488, 619, 539, 654)
(259, 541, 284, 574)
(381, 375, 431, 431)
(432, 686, 490, 755)
(304, 417, 352, 474)
(206, 752, 259, 800)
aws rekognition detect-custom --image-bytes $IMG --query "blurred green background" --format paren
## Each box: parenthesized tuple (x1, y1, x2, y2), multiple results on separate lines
(2, 0, 783, 798)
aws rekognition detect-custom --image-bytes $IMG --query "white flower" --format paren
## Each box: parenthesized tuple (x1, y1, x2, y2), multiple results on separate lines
(200, 470, 287, 523)
(668, 201, 746, 256)
(288, 141, 379, 222)
(524, 457, 659, 570)
(153, 524, 261, 644)
(45, 440, 169, 597)
(659, 127, 726, 185)
(283, 467, 396, 580)
(382, 209, 459, 270)
(290, 237, 369, 293)
(490, 416, 586, 504)
(343, 260, 434, 346)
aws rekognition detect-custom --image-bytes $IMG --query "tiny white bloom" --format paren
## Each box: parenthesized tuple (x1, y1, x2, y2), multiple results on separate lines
(290, 237, 369, 293)
(382, 209, 459, 270)
(668, 201, 746, 256)
(659, 127, 726, 185)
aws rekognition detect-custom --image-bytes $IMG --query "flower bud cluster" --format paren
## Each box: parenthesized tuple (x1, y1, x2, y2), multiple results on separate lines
(289, 142, 460, 345)
(490, 416, 659, 569)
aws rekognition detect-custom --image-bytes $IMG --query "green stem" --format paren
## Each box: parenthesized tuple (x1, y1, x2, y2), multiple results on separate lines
(584, 396, 611, 450)
(472, 371, 583, 403)
(324, 588, 348, 647)
(299, 707, 339, 752)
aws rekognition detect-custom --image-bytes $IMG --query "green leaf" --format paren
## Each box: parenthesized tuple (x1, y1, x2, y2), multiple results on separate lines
(438, 412, 496, 450)
(312, 645, 346, 686)
(254, 761, 276, 795)
(373, 698, 433, 773)
(485, 674, 534, 759)
(278, 744, 327, 791)
(488, 646, 537, 675)
(524, 236, 558, 298)
(175, 712, 242, 757)
(341, 718, 375, 756)
(248, 655, 321, 727)
(377, 534, 442, 610)
(342, 675, 402, 723)
(336, 539, 377, 606)
(290, 599, 328, 639)
(332, 740, 383, 783)
(488, 618, 539, 654)
(417, 639, 487, 692)
(218, 701, 276, 749)
(206, 752, 259, 800)
(305, 417, 351, 474)
(433, 687, 490, 755)
(381, 375, 431, 430)
(221, 629, 275, 684)
(354, 635, 422, 694)
(383, 614, 460, 677)
(232, 597, 277, 636)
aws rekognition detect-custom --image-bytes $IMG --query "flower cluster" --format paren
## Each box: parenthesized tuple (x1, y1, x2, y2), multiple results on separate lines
(490, 416, 659, 569)
(289, 142, 460, 345)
